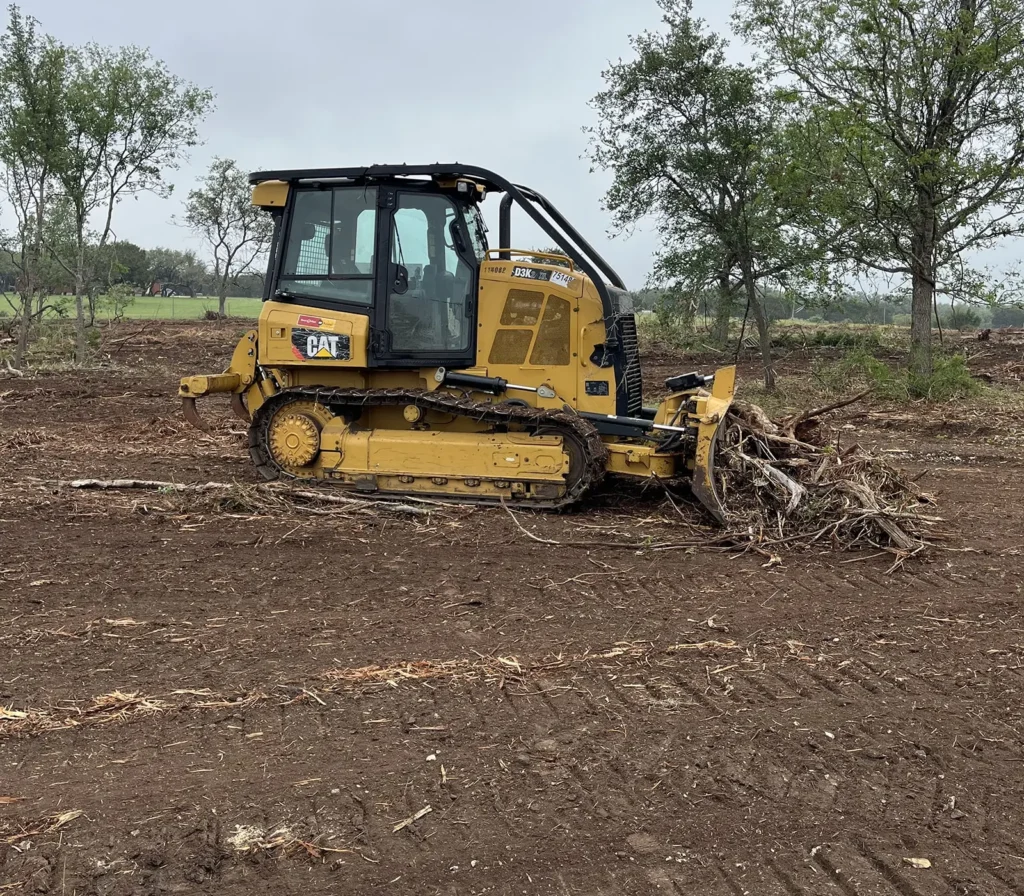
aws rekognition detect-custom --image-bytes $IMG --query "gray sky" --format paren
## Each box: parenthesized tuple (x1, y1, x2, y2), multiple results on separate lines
(20, 0, 739, 290)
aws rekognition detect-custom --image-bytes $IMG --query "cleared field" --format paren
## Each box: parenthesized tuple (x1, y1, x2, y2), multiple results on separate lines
(1, 322, 1023, 895)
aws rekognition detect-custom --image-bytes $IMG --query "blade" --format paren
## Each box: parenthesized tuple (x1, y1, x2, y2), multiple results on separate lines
(689, 365, 736, 525)
(690, 421, 727, 525)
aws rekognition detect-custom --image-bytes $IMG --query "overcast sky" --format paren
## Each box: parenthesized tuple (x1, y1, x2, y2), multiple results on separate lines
(19, 0, 744, 290)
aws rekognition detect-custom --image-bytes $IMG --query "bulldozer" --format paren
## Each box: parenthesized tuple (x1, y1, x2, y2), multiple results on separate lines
(178, 164, 736, 520)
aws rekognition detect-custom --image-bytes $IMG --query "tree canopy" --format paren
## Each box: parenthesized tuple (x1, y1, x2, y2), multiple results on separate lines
(587, 0, 825, 387)
(736, 0, 1024, 379)
(0, 3, 213, 360)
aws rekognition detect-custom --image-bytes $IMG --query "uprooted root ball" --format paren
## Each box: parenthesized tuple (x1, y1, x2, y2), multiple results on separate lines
(714, 398, 938, 553)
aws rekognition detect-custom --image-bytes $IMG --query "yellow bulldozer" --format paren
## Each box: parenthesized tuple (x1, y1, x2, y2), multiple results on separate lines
(179, 164, 736, 520)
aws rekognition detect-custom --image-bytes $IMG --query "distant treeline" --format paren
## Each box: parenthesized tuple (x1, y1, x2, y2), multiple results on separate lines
(0, 243, 265, 301)
(630, 288, 1024, 329)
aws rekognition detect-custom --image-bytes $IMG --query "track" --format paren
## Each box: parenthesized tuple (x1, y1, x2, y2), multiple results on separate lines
(248, 385, 609, 508)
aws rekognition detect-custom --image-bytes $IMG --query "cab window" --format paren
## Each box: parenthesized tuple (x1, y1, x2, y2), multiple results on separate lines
(280, 187, 377, 305)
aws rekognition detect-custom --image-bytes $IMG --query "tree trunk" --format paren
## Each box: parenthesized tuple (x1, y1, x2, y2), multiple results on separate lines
(740, 260, 775, 390)
(15, 292, 31, 368)
(909, 263, 934, 383)
(18, 179, 47, 368)
(218, 272, 229, 317)
(909, 194, 937, 382)
(712, 270, 734, 346)
(74, 245, 87, 364)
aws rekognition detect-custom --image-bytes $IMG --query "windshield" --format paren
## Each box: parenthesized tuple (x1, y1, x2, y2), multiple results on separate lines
(278, 187, 377, 306)
(461, 204, 488, 261)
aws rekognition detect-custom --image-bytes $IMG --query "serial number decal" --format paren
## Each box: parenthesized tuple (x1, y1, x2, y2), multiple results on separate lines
(291, 327, 351, 360)
(511, 266, 575, 289)
(296, 314, 336, 331)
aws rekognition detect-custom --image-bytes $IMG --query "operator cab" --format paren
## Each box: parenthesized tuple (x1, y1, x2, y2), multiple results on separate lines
(261, 172, 489, 367)
(251, 165, 639, 409)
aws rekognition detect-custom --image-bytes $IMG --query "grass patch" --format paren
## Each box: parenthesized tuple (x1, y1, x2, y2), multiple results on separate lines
(813, 350, 982, 402)
(99, 296, 264, 320)
(0, 294, 264, 321)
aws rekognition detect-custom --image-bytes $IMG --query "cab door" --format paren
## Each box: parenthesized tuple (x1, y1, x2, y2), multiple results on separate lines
(370, 187, 478, 368)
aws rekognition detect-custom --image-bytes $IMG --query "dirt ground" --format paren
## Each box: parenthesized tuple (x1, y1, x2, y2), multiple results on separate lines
(2, 321, 1024, 895)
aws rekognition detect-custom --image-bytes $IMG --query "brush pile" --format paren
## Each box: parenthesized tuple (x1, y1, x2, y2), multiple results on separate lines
(714, 391, 938, 554)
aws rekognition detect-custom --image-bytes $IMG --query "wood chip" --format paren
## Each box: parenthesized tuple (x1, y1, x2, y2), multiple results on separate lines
(392, 805, 432, 833)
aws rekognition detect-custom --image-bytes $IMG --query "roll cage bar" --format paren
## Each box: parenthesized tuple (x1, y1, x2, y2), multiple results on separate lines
(249, 164, 627, 346)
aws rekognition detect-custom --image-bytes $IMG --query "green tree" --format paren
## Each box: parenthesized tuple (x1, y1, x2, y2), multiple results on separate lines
(991, 305, 1024, 327)
(102, 240, 148, 289)
(184, 157, 274, 316)
(0, 5, 68, 366)
(42, 40, 213, 361)
(587, 0, 823, 387)
(147, 247, 207, 295)
(737, 0, 1024, 383)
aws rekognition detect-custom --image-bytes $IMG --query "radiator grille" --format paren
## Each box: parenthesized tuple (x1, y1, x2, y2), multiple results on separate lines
(616, 313, 644, 417)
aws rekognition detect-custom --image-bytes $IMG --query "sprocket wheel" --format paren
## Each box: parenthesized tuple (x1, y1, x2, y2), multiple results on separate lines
(260, 399, 334, 475)
(269, 413, 320, 467)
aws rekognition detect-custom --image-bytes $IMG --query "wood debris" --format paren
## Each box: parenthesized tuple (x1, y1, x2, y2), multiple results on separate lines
(2, 809, 83, 846)
(715, 395, 939, 554)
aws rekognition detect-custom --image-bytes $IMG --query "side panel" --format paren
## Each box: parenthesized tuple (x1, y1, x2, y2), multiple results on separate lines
(477, 260, 618, 412)
(258, 301, 370, 368)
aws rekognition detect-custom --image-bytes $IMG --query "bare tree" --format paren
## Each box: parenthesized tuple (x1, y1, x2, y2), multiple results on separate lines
(185, 158, 273, 317)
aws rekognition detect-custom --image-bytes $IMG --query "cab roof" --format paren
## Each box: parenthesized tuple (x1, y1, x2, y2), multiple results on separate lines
(249, 164, 501, 192)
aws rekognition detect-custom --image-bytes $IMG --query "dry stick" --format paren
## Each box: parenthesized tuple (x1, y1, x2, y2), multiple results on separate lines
(501, 502, 743, 553)
(779, 388, 872, 438)
(652, 474, 698, 526)
(68, 478, 229, 491)
(392, 805, 433, 834)
(107, 324, 155, 357)
(285, 489, 429, 515)
(63, 479, 432, 516)
(732, 450, 806, 514)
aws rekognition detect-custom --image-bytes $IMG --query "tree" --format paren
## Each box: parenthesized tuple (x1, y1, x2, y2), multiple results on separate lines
(991, 305, 1024, 327)
(43, 41, 213, 362)
(737, 0, 1024, 382)
(107, 240, 148, 289)
(147, 247, 207, 295)
(586, 0, 823, 387)
(0, 5, 68, 367)
(185, 158, 273, 316)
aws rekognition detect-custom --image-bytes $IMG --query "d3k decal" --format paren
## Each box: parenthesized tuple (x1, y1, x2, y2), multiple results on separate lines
(291, 327, 351, 360)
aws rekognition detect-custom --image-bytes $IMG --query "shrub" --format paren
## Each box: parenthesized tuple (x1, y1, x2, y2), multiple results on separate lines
(812, 349, 980, 401)
(908, 354, 981, 400)
(636, 310, 696, 352)
(97, 284, 136, 321)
